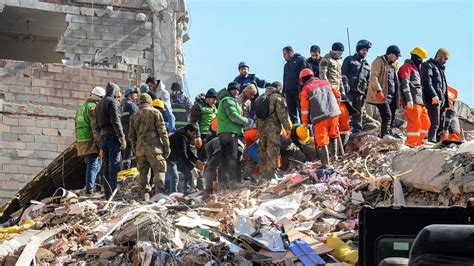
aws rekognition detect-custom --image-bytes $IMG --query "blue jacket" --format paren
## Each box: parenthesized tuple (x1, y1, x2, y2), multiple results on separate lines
(284, 53, 310, 92)
(162, 102, 176, 133)
(120, 98, 138, 137)
(233, 74, 267, 92)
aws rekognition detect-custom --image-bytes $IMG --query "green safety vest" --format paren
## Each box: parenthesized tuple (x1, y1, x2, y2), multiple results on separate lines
(198, 103, 216, 135)
(75, 101, 96, 141)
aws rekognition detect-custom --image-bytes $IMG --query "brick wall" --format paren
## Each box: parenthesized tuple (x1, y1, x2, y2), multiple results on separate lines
(0, 59, 131, 203)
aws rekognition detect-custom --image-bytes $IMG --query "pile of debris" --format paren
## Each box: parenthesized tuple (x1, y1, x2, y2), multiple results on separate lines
(1, 132, 473, 265)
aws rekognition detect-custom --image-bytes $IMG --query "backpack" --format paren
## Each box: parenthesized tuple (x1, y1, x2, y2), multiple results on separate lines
(254, 93, 272, 119)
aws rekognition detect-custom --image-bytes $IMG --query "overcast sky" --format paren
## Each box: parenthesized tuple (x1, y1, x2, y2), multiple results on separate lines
(184, 0, 474, 106)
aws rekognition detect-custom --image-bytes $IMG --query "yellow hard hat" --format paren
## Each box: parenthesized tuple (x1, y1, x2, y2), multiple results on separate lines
(151, 99, 165, 110)
(296, 125, 310, 144)
(410, 47, 428, 61)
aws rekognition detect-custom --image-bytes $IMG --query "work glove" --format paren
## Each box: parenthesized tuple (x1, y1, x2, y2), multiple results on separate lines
(196, 160, 205, 171)
(119, 137, 127, 151)
(245, 118, 255, 130)
(406, 102, 414, 110)
(163, 146, 170, 159)
(376, 91, 385, 101)
(432, 97, 440, 105)
(194, 137, 203, 149)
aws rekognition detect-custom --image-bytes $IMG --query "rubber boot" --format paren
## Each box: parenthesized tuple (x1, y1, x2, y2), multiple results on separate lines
(329, 138, 338, 160)
(340, 133, 349, 146)
(317, 145, 330, 166)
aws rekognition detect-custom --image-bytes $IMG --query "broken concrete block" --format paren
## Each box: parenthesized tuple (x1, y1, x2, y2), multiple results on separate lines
(392, 149, 454, 193)
(449, 175, 474, 194)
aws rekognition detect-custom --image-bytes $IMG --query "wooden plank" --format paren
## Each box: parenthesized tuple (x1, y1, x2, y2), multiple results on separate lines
(15, 236, 42, 266)
(87, 246, 128, 255)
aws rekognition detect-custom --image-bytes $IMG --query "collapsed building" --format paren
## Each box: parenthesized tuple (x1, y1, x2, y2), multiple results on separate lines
(0, 0, 189, 203)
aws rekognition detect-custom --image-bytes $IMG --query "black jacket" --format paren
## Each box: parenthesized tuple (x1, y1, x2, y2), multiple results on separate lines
(283, 53, 310, 93)
(307, 57, 322, 77)
(168, 128, 198, 170)
(341, 54, 370, 95)
(96, 83, 124, 138)
(420, 58, 449, 108)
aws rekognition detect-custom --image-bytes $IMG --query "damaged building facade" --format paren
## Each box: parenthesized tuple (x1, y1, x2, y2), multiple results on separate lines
(0, 0, 189, 203)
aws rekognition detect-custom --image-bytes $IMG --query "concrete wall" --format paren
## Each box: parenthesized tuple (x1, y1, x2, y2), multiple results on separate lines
(0, 0, 188, 86)
(0, 59, 131, 203)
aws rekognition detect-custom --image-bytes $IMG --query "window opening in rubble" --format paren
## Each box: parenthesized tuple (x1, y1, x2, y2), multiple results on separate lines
(0, 6, 67, 63)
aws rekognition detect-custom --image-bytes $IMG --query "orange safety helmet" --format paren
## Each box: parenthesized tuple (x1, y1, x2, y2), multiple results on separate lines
(447, 86, 458, 109)
(299, 68, 315, 85)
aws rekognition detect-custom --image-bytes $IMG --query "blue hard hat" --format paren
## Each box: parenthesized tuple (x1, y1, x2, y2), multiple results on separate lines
(124, 87, 138, 97)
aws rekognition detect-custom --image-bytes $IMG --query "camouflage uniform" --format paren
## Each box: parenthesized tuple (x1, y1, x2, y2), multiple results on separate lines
(256, 87, 292, 178)
(236, 94, 251, 118)
(129, 95, 170, 194)
(319, 53, 344, 94)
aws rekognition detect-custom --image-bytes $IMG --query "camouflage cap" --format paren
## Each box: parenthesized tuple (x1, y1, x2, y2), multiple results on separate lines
(139, 93, 152, 105)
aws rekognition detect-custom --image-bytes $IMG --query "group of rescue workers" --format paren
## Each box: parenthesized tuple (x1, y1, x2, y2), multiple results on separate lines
(74, 41, 461, 201)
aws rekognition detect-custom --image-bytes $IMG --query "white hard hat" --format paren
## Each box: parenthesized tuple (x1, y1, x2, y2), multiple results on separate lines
(91, 87, 105, 98)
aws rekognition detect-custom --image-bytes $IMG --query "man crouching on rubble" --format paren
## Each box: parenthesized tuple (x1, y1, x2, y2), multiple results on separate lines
(129, 94, 170, 201)
(75, 87, 105, 195)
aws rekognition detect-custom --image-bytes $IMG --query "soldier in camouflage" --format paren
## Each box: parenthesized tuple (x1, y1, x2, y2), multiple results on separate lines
(319, 42, 345, 95)
(256, 81, 292, 180)
(129, 94, 170, 201)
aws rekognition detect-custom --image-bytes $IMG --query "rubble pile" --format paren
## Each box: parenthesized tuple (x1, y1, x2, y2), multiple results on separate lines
(1, 133, 473, 265)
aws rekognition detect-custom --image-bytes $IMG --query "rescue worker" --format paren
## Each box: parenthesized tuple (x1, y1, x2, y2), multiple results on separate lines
(421, 48, 449, 143)
(256, 81, 292, 180)
(190, 88, 218, 140)
(151, 99, 176, 133)
(120, 87, 139, 170)
(96, 82, 126, 198)
(283, 46, 310, 123)
(441, 86, 461, 141)
(168, 124, 202, 194)
(292, 124, 318, 162)
(234, 62, 267, 119)
(234, 62, 267, 91)
(299, 68, 341, 166)
(279, 122, 308, 170)
(241, 127, 259, 182)
(342, 40, 372, 133)
(320, 42, 345, 94)
(128, 94, 170, 201)
(170, 82, 193, 128)
(319, 42, 351, 145)
(366, 45, 401, 138)
(236, 83, 257, 118)
(398, 47, 431, 147)
(75, 86, 105, 195)
(307, 45, 322, 77)
(146, 76, 170, 106)
(203, 137, 221, 194)
(217, 82, 252, 189)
